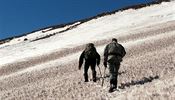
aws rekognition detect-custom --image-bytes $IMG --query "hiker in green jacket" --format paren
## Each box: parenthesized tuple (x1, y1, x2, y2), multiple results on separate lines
(104, 38, 126, 92)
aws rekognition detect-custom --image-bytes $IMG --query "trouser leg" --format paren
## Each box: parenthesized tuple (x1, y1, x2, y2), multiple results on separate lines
(109, 63, 120, 88)
(91, 64, 96, 82)
(113, 64, 120, 88)
(84, 62, 90, 82)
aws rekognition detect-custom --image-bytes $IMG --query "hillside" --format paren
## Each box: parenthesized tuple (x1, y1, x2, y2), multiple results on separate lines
(0, 0, 175, 100)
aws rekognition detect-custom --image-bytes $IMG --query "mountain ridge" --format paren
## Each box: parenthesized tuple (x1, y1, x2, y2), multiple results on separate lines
(0, 0, 170, 43)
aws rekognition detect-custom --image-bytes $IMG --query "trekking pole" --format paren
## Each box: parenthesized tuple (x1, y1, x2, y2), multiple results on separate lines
(97, 65, 102, 79)
(101, 67, 106, 87)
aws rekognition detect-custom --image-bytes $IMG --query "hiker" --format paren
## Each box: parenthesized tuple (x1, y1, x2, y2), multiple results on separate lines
(79, 43, 101, 82)
(103, 38, 126, 92)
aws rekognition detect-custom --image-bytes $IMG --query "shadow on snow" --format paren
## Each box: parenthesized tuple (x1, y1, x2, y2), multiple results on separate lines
(118, 75, 159, 89)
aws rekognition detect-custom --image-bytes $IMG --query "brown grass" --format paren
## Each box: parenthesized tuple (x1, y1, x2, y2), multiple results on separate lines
(0, 21, 175, 100)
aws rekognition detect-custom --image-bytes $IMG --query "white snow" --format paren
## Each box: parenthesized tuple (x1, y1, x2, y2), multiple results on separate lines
(1, 30, 175, 80)
(0, 1, 175, 66)
(0, 1, 175, 99)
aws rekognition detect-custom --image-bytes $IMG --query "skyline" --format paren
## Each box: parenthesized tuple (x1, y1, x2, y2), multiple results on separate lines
(0, 0, 153, 40)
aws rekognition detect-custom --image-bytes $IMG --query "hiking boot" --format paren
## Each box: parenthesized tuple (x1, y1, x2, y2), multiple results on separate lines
(84, 79, 89, 82)
(84, 74, 88, 82)
(93, 77, 96, 82)
(108, 87, 114, 93)
(93, 79, 96, 82)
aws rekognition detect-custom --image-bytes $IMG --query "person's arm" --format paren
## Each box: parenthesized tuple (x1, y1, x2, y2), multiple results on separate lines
(103, 45, 108, 67)
(79, 51, 85, 70)
(121, 44, 126, 57)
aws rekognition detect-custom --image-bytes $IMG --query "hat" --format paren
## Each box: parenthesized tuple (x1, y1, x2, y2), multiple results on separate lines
(112, 38, 117, 42)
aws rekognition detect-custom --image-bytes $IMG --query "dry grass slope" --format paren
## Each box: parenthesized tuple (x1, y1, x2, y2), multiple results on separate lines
(0, 21, 175, 100)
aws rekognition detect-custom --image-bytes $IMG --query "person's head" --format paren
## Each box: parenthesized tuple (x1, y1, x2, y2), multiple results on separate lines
(86, 43, 94, 48)
(112, 38, 118, 43)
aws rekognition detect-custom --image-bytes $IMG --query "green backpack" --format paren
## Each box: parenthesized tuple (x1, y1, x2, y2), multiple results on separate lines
(84, 43, 97, 60)
(108, 42, 122, 56)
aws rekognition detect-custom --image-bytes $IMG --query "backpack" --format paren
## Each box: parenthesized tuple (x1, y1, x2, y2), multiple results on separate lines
(84, 43, 97, 60)
(108, 42, 123, 56)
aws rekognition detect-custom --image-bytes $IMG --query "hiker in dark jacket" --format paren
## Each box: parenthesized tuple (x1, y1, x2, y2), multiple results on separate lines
(79, 43, 101, 82)
(104, 38, 126, 92)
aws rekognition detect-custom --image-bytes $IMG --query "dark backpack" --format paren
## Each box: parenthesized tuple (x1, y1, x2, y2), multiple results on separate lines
(84, 43, 97, 60)
(108, 42, 124, 57)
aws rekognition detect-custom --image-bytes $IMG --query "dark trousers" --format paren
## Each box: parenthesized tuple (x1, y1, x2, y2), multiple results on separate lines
(84, 61, 96, 82)
(108, 62, 120, 87)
